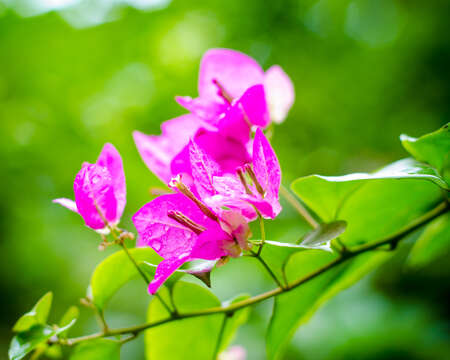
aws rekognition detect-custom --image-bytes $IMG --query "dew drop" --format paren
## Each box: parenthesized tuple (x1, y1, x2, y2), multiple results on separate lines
(152, 240, 161, 252)
(92, 175, 101, 184)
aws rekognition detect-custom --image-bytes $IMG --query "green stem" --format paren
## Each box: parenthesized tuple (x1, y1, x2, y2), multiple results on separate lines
(251, 250, 285, 289)
(61, 201, 448, 347)
(256, 215, 266, 256)
(280, 185, 319, 229)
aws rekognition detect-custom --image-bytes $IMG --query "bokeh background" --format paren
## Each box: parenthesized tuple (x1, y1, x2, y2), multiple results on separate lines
(0, 0, 449, 359)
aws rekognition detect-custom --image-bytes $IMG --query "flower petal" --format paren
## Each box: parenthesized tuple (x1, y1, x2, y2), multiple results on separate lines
(96, 143, 126, 220)
(133, 114, 207, 183)
(74, 163, 117, 229)
(238, 84, 270, 128)
(191, 228, 230, 260)
(252, 128, 282, 215)
(217, 103, 251, 144)
(53, 198, 78, 213)
(189, 139, 221, 198)
(198, 48, 264, 102)
(148, 256, 190, 294)
(171, 129, 251, 179)
(264, 65, 295, 124)
(175, 96, 227, 125)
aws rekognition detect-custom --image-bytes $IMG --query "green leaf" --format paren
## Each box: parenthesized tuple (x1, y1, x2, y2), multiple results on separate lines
(69, 339, 121, 360)
(13, 292, 53, 332)
(90, 247, 161, 309)
(219, 294, 251, 352)
(258, 244, 301, 286)
(146, 282, 223, 360)
(407, 212, 450, 268)
(300, 220, 347, 250)
(401, 123, 450, 178)
(266, 250, 392, 359)
(292, 158, 443, 246)
(58, 306, 79, 339)
(9, 325, 55, 360)
(9, 321, 74, 360)
(266, 250, 339, 360)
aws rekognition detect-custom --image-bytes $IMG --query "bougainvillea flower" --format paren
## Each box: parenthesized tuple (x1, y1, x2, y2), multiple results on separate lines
(177, 48, 294, 125)
(53, 143, 126, 230)
(133, 114, 212, 183)
(187, 128, 282, 221)
(133, 193, 250, 294)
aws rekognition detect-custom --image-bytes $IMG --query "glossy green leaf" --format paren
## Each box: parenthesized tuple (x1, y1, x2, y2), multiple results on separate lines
(146, 282, 222, 360)
(9, 321, 75, 360)
(407, 212, 450, 268)
(266, 250, 392, 359)
(69, 339, 121, 360)
(258, 244, 301, 287)
(219, 294, 251, 352)
(300, 220, 347, 250)
(90, 247, 161, 309)
(266, 250, 339, 360)
(13, 292, 53, 332)
(401, 123, 450, 176)
(58, 306, 79, 338)
(9, 325, 55, 360)
(292, 158, 443, 246)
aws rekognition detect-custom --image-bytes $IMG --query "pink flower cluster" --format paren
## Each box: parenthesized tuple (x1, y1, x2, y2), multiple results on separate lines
(54, 49, 294, 294)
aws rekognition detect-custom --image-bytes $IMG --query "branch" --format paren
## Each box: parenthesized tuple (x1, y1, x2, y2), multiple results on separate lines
(61, 201, 448, 346)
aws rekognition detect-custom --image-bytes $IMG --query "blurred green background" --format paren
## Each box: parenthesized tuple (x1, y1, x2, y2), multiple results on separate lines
(0, 0, 449, 359)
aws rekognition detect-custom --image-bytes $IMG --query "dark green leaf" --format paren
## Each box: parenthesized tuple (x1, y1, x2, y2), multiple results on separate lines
(90, 247, 161, 309)
(266, 250, 339, 360)
(146, 282, 222, 360)
(13, 292, 53, 333)
(401, 123, 450, 178)
(292, 158, 443, 246)
(407, 212, 450, 268)
(69, 339, 121, 360)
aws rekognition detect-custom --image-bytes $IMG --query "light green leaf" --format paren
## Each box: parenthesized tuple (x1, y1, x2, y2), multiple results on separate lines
(292, 158, 443, 246)
(258, 244, 301, 286)
(90, 247, 161, 309)
(9, 321, 74, 360)
(13, 292, 53, 332)
(266, 250, 392, 359)
(146, 282, 222, 360)
(401, 123, 450, 178)
(58, 306, 79, 338)
(69, 339, 121, 360)
(9, 325, 55, 360)
(220, 294, 251, 352)
(407, 212, 450, 268)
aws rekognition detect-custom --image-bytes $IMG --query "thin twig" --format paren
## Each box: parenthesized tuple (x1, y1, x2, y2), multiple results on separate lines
(59, 201, 448, 347)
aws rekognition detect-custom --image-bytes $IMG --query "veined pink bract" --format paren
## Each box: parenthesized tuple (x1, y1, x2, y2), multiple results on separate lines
(53, 143, 126, 231)
(133, 48, 293, 185)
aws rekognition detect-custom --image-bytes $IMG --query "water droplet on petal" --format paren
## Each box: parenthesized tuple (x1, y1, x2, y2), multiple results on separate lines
(92, 175, 101, 184)
(152, 240, 161, 252)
